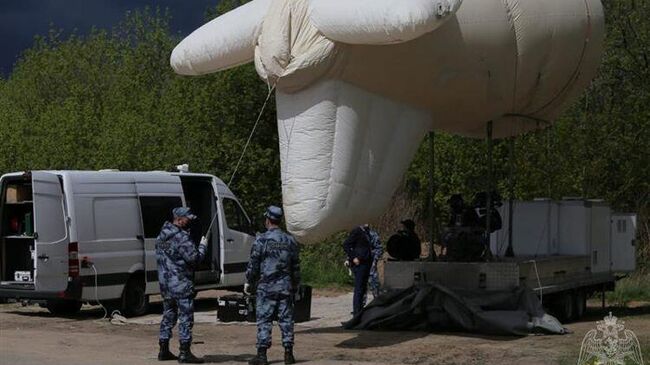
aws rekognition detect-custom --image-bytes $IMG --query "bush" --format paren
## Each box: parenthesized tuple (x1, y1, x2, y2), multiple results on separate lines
(300, 232, 352, 288)
(606, 273, 650, 306)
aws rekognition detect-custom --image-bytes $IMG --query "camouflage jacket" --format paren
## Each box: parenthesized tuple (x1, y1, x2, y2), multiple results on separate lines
(368, 228, 383, 296)
(245, 227, 301, 296)
(156, 221, 206, 299)
(366, 228, 383, 263)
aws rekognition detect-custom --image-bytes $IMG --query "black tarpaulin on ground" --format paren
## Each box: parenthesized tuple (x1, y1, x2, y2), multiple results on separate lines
(342, 284, 565, 336)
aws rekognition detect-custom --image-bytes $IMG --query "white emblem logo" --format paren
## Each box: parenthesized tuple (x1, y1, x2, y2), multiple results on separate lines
(578, 312, 644, 365)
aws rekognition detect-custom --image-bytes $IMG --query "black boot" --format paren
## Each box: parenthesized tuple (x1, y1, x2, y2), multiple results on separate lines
(178, 341, 203, 364)
(248, 347, 269, 365)
(284, 346, 296, 364)
(158, 340, 178, 361)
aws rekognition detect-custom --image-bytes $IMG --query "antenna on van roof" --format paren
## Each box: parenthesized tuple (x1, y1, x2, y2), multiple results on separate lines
(176, 164, 189, 173)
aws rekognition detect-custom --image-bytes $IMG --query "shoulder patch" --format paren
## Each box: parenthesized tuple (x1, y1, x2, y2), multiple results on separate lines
(267, 241, 290, 251)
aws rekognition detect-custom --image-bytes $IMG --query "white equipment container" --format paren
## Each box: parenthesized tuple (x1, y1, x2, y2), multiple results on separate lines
(491, 199, 559, 256)
(558, 199, 611, 273)
(491, 199, 636, 274)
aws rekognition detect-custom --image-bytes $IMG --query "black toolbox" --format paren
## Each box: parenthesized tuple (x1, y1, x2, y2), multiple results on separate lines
(216, 294, 255, 322)
(216, 285, 312, 323)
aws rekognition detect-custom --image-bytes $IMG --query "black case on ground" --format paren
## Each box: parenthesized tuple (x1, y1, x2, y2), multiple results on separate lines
(216, 285, 312, 323)
(216, 294, 255, 322)
(293, 285, 312, 323)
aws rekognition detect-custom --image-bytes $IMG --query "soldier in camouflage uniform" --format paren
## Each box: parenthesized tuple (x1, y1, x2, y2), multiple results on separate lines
(245, 206, 301, 365)
(156, 207, 207, 364)
(366, 228, 383, 303)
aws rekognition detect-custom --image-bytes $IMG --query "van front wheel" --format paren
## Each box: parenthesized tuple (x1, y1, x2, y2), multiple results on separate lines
(46, 299, 82, 315)
(122, 276, 149, 317)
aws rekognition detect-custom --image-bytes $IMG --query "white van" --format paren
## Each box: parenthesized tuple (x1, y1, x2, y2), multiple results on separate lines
(0, 170, 256, 316)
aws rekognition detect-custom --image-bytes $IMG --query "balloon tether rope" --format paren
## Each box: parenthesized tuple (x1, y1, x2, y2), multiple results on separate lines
(228, 82, 277, 187)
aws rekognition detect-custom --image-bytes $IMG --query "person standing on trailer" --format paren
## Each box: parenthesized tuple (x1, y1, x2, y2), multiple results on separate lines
(245, 206, 301, 365)
(155, 207, 208, 364)
(343, 224, 377, 315)
(399, 219, 421, 260)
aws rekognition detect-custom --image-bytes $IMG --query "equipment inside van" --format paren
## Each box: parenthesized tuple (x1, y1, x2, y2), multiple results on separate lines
(0, 170, 256, 316)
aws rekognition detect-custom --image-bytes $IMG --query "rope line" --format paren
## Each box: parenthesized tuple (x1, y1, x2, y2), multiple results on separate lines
(228, 82, 277, 187)
(531, 259, 543, 305)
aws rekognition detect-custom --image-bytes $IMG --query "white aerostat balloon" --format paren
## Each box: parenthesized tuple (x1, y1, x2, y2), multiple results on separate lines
(171, 0, 605, 242)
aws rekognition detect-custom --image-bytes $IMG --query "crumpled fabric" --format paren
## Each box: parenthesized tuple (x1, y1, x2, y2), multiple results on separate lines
(344, 283, 567, 336)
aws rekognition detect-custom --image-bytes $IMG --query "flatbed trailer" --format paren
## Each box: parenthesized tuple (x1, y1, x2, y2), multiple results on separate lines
(383, 256, 615, 321)
(381, 199, 638, 322)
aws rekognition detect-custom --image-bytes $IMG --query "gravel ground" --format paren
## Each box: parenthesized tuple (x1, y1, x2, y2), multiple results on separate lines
(128, 290, 354, 328)
(0, 291, 648, 365)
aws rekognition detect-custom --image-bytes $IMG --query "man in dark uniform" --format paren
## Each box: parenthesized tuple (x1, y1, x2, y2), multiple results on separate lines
(343, 224, 376, 316)
(245, 206, 301, 365)
(156, 207, 207, 363)
(400, 219, 421, 259)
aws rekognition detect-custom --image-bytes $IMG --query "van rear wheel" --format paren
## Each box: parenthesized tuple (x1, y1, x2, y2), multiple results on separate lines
(122, 276, 149, 317)
(46, 299, 82, 315)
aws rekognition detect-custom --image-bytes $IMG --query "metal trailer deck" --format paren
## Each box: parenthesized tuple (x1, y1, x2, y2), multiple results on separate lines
(382, 256, 617, 321)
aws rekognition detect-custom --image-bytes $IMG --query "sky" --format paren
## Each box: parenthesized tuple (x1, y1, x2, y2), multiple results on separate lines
(0, 0, 218, 76)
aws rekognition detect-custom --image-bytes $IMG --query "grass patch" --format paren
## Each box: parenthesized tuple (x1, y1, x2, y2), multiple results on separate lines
(606, 273, 650, 306)
(300, 232, 353, 289)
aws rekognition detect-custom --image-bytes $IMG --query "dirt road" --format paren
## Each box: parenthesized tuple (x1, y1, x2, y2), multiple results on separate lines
(0, 292, 648, 365)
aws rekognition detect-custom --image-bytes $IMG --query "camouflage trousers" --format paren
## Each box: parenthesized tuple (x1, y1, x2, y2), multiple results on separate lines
(256, 293, 294, 349)
(159, 297, 194, 342)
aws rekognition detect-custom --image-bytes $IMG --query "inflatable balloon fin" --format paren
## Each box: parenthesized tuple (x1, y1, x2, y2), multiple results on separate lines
(277, 80, 431, 241)
(308, 0, 463, 45)
(170, 0, 271, 75)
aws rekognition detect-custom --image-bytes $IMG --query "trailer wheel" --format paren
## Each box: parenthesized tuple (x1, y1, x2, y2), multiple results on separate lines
(552, 293, 575, 322)
(122, 275, 149, 317)
(46, 299, 82, 315)
(574, 290, 587, 319)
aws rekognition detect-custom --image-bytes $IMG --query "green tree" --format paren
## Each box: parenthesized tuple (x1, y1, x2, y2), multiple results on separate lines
(0, 8, 280, 218)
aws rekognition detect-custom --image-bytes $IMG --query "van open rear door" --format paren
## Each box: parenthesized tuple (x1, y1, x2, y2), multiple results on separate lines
(32, 172, 69, 293)
(219, 195, 255, 286)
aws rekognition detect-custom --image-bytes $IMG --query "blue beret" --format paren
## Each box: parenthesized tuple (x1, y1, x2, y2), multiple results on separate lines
(264, 205, 283, 221)
(173, 207, 197, 220)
